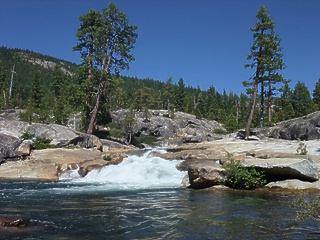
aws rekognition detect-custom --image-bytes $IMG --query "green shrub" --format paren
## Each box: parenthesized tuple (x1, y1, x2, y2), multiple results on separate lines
(19, 111, 29, 122)
(21, 131, 54, 149)
(107, 122, 120, 130)
(34, 137, 55, 150)
(103, 155, 112, 161)
(108, 128, 125, 139)
(296, 142, 308, 155)
(223, 158, 266, 190)
(131, 135, 157, 148)
(94, 123, 125, 140)
(214, 128, 228, 135)
(21, 131, 35, 140)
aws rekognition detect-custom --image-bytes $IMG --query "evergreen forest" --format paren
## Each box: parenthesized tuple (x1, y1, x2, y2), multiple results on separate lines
(0, 46, 319, 134)
(0, 5, 319, 135)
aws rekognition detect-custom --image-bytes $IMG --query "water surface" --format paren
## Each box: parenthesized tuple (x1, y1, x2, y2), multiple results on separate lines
(1, 150, 320, 239)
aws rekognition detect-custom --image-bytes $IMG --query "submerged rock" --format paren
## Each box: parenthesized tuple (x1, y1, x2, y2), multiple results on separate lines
(0, 217, 30, 227)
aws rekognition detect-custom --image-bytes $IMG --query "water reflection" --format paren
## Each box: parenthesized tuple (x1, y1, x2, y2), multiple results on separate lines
(1, 181, 320, 239)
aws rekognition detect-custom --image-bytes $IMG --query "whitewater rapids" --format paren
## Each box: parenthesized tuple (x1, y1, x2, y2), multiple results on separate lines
(59, 149, 186, 190)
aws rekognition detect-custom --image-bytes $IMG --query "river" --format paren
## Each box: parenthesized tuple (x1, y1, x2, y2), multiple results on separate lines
(1, 150, 320, 239)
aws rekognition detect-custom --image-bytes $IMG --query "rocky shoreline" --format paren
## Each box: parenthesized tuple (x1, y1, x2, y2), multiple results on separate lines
(1, 109, 320, 191)
(164, 138, 320, 190)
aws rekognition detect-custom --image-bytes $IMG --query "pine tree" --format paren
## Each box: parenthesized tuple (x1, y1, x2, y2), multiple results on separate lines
(243, 5, 282, 139)
(192, 90, 205, 118)
(274, 81, 294, 121)
(312, 79, 320, 110)
(123, 108, 136, 144)
(176, 77, 186, 112)
(194, 106, 202, 120)
(164, 77, 174, 118)
(51, 64, 70, 124)
(225, 113, 238, 133)
(0, 70, 8, 109)
(292, 81, 312, 117)
(264, 33, 286, 123)
(133, 88, 143, 112)
(74, 3, 138, 134)
(25, 72, 44, 122)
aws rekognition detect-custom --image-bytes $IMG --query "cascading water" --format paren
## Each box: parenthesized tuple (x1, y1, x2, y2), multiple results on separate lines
(59, 149, 186, 190)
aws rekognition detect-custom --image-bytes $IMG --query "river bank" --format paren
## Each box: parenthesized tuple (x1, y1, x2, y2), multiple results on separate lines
(1, 136, 320, 190)
(1, 109, 320, 190)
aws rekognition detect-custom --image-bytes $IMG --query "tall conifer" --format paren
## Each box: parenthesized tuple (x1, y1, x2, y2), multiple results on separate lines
(74, 3, 138, 134)
(243, 6, 284, 139)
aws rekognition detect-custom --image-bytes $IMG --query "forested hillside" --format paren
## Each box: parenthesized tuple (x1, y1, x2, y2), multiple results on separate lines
(0, 46, 77, 104)
(0, 46, 319, 133)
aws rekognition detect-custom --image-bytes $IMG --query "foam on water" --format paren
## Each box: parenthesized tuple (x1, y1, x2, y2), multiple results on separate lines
(59, 149, 186, 190)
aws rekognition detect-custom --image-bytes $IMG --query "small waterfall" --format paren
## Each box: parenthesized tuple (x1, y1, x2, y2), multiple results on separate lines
(60, 149, 186, 190)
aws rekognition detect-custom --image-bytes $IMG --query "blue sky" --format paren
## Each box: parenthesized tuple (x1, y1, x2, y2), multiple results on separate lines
(1, 0, 320, 95)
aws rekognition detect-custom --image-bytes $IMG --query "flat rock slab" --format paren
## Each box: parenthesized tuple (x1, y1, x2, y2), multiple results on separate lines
(0, 159, 58, 181)
(30, 148, 100, 164)
(0, 149, 102, 181)
(265, 179, 320, 190)
(241, 158, 319, 182)
(0, 148, 130, 180)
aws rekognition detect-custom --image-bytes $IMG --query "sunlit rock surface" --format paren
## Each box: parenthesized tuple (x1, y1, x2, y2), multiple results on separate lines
(112, 109, 226, 146)
(186, 160, 226, 189)
(28, 123, 78, 145)
(268, 111, 320, 140)
(241, 158, 319, 182)
(1, 109, 320, 190)
(0, 148, 128, 181)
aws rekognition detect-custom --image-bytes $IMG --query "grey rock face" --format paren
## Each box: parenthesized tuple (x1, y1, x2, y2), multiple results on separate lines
(69, 134, 103, 151)
(0, 132, 22, 159)
(269, 111, 320, 140)
(0, 116, 79, 160)
(241, 158, 319, 182)
(0, 119, 29, 137)
(28, 123, 78, 145)
(112, 109, 225, 146)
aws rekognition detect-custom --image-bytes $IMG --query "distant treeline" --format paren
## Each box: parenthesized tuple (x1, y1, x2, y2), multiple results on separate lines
(0, 46, 319, 132)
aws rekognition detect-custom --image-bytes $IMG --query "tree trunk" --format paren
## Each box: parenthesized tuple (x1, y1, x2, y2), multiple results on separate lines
(260, 81, 264, 127)
(245, 26, 264, 140)
(268, 75, 272, 123)
(87, 102, 101, 134)
(3, 90, 7, 109)
(167, 98, 170, 118)
(87, 70, 106, 134)
(245, 78, 258, 140)
(9, 65, 15, 100)
(86, 36, 117, 135)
